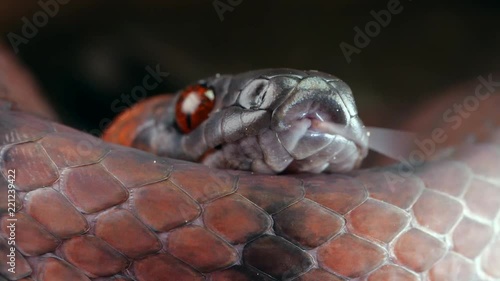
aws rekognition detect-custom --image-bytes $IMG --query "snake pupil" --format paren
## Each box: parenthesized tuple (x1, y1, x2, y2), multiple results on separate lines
(175, 85, 216, 133)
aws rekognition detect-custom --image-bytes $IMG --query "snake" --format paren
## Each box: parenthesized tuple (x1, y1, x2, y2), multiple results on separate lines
(0, 46, 499, 281)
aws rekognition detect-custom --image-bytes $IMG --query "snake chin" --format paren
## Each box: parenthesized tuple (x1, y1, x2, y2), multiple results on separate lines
(199, 123, 367, 174)
(275, 122, 367, 173)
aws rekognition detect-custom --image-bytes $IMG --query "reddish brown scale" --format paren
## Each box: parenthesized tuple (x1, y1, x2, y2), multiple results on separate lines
(175, 85, 215, 133)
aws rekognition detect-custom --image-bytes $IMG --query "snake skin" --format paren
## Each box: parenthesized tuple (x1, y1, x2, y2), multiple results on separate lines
(0, 103, 499, 281)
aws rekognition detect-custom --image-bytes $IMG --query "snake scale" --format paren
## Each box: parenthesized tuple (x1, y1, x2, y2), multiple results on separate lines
(0, 46, 499, 281)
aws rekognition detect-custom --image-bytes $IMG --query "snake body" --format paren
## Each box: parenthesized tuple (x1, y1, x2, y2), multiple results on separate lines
(0, 57, 499, 280)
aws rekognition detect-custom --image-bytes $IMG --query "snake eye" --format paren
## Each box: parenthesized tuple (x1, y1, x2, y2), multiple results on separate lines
(175, 85, 216, 133)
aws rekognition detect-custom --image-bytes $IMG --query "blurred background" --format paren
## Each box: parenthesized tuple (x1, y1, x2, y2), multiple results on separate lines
(1, 0, 499, 135)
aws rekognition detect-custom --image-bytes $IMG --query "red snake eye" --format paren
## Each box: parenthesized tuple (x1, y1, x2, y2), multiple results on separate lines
(175, 85, 216, 133)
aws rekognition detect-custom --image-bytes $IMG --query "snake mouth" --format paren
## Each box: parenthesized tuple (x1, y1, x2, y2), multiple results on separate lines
(263, 77, 369, 173)
(266, 110, 368, 173)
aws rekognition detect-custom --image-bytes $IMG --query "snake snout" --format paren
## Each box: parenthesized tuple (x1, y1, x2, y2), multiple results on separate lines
(272, 77, 350, 128)
(269, 76, 369, 173)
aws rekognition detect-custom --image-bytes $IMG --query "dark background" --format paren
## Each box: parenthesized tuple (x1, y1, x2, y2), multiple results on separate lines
(1, 0, 499, 134)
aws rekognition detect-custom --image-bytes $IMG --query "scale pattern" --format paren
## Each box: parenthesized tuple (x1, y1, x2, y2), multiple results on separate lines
(0, 108, 499, 281)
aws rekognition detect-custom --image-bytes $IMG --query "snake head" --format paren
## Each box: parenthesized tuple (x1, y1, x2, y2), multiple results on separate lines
(105, 69, 369, 174)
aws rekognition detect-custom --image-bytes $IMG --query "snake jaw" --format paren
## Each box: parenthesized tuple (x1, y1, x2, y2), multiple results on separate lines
(268, 117, 368, 173)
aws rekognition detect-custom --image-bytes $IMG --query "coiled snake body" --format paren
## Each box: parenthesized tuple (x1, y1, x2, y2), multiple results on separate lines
(0, 50, 499, 280)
